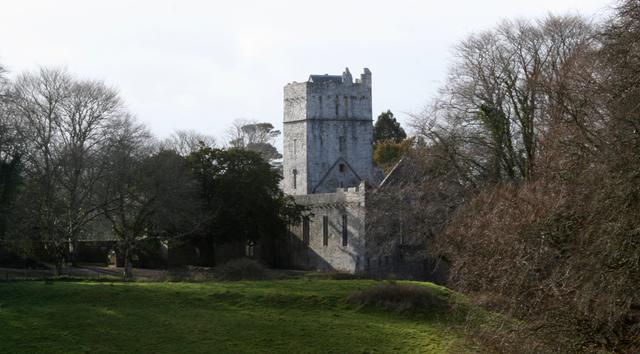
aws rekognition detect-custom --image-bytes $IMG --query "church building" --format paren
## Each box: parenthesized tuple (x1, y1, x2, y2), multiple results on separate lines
(282, 68, 378, 273)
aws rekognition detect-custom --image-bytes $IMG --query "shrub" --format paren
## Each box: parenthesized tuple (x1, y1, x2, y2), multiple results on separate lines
(347, 282, 451, 314)
(213, 258, 271, 281)
(167, 266, 216, 282)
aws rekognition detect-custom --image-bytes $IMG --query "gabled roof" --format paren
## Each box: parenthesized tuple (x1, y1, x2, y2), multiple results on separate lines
(308, 74, 343, 84)
(312, 157, 362, 193)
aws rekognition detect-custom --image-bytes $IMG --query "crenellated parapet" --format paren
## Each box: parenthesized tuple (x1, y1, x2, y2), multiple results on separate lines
(282, 68, 374, 196)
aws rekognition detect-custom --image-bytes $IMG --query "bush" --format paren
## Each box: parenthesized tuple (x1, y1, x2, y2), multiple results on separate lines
(213, 258, 271, 281)
(347, 282, 451, 314)
(166, 266, 216, 282)
(440, 171, 640, 351)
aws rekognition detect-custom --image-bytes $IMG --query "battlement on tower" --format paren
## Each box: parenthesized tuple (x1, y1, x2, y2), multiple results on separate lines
(282, 67, 374, 196)
(284, 68, 372, 123)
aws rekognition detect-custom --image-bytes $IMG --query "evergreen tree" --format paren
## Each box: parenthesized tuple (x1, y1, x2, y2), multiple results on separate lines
(373, 110, 407, 144)
(187, 146, 304, 265)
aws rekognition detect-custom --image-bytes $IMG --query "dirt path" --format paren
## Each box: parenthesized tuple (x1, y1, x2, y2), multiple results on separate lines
(0, 266, 168, 280)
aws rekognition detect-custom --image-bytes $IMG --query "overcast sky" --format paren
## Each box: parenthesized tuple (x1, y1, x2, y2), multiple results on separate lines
(0, 0, 609, 146)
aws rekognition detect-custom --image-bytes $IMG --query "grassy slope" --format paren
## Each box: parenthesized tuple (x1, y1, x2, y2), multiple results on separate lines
(0, 279, 476, 353)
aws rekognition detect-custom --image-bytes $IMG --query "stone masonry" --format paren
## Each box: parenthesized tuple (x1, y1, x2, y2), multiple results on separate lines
(286, 183, 367, 272)
(283, 68, 374, 273)
(283, 68, 374, 195)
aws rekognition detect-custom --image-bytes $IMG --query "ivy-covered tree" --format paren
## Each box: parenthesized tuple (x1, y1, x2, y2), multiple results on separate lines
(373, 138, 413, 173)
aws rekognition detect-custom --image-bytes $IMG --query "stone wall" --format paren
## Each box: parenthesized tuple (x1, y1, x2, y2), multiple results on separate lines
(286, 183, 367, 273)
(306, 118, 373, 193)
(282, 82, 308, 194)
(282, 68, 374, 195)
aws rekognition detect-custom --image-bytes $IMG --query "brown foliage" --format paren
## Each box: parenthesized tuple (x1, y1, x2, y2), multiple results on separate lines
(347, 282, 451, 314)
(420, 2, 640, 351)
(441, 164, 640, 351)
(373, 138, 413, 173)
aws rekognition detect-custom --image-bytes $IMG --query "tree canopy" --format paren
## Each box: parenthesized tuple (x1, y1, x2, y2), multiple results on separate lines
(373, 138, 413, 173)
(187, 146, 303, 265)
(228, 120, 282, 161)
(0, 67, 303, 276)
(373, 110, 407, 144)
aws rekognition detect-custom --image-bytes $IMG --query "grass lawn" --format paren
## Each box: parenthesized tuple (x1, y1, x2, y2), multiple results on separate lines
(0, 279, 478, 353)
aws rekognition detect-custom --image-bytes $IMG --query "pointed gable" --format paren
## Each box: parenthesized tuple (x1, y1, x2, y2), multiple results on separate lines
(312, 158, 362, 193)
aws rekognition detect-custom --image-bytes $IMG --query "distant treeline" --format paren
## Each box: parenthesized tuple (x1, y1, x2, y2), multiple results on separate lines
(0, 65, 303, 278)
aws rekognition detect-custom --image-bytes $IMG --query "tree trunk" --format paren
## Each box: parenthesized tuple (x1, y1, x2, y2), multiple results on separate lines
(201, 237, 216, 267)
(53, 243, 65, 276)
(54, 262, 63, 277)
(124, 257, 133, 279)
(123, 243, 134, 279)
(69, 238, 78, 267)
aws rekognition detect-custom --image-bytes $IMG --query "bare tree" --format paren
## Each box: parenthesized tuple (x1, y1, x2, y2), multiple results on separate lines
(10, 68, 130, 272)
(161, 129, 216, 156)
(99, 116, 152, 278)
(414, 15, 594, 184)
(11, 68, 71, 273)
(100, 117, 199, 278)
(56, 79, 124, 264)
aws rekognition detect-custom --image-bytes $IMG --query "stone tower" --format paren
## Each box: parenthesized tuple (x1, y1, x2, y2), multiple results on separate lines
(283, 68, 374, 195)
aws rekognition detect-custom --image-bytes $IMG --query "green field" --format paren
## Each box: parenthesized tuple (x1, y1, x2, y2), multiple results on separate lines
(0, 279, 478, 353)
